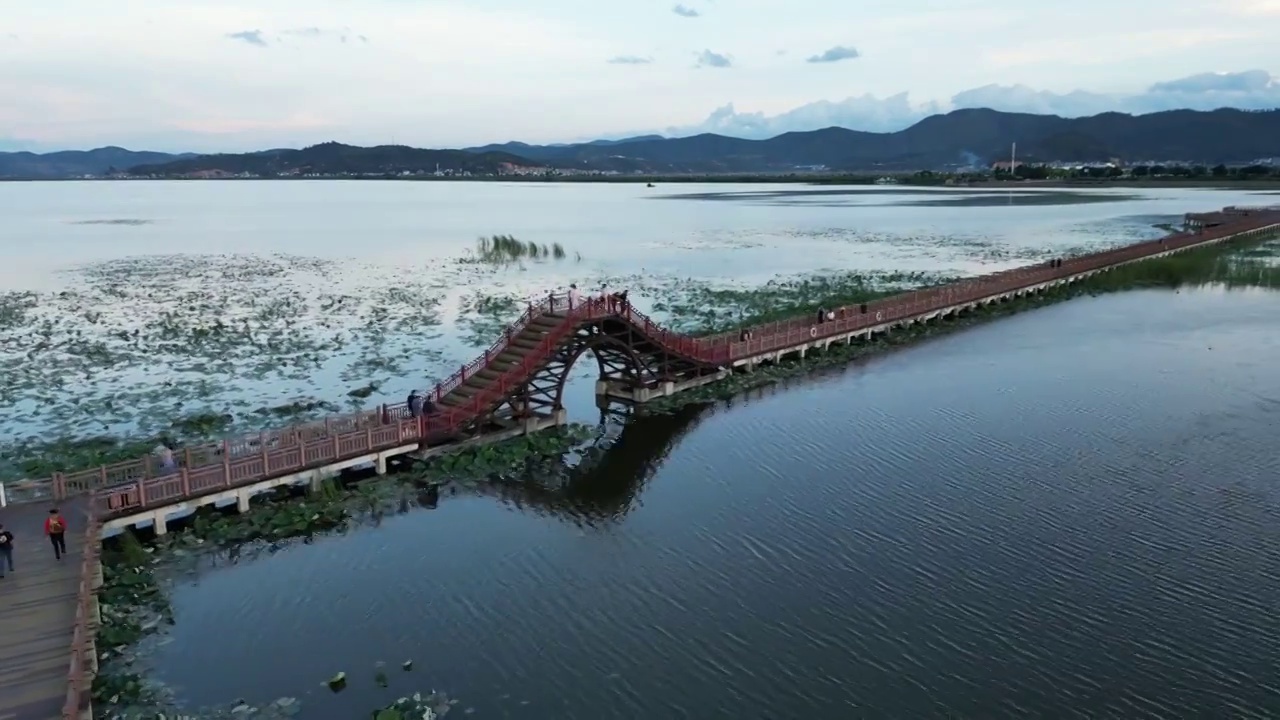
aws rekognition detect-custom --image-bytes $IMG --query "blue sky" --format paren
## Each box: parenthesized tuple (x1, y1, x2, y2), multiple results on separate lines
(1, 0, 1278, 152)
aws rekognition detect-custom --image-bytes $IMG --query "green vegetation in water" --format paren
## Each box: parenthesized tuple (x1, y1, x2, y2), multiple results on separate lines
(469, 234, 576, 265)
(1078, 238, 1280, 290)
(93, 530, 171, 713)
(2, 399, 342, 484)
(0, 252, 448, 446)
(90, 426, 596, 718)
(647, 270, 956, 336)
(408, 423, 598, 485)
(643, 233, 1280, 411)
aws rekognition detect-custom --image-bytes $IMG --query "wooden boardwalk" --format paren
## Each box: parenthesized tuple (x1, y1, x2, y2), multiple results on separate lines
(0, 498, 88, 720)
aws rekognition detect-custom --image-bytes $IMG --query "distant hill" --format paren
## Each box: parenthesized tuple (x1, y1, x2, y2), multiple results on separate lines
(27, 107, 1276, 179)
(126, 141, 535, 177)
(459, 108, 1280, 172)
(0, 146, 194, 179)
(463, 135, 665, 159)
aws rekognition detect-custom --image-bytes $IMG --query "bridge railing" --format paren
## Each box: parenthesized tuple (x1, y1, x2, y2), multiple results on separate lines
(415, 296, 622, 438)
(96, 418, 424, 514)
(25, 210, 1280, 513)
(428, 293, 568, 403)
(62, 507, 102, 720)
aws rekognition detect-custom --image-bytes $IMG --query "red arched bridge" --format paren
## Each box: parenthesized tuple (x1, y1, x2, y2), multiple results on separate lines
(8, 207, 1280, 525)
(1, 206, 1278, 720)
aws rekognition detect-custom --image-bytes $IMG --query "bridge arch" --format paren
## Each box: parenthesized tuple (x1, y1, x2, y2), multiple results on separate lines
(511, 320, 656, 416)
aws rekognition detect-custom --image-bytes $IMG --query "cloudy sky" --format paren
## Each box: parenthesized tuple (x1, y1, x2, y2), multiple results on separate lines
(2, 0, 1279, 152)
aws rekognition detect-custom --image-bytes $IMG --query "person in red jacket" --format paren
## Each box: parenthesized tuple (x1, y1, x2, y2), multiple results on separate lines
(44, 508, 68, 560)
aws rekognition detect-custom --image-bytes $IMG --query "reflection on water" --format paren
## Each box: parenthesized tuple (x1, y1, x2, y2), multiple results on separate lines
(145, 288, 1280, 719)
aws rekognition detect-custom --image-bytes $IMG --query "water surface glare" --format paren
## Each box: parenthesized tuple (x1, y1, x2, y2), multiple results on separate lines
(151, 289, 1280, 719)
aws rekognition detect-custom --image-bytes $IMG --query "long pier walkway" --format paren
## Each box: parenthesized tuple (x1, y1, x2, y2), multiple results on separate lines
(0, 497, 95, 720)
(0, 206, 1277, 717)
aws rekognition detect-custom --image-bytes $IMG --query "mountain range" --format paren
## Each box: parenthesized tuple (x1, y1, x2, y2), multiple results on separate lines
(0, 147, 197, 179)
(2, 108, 1279, 179)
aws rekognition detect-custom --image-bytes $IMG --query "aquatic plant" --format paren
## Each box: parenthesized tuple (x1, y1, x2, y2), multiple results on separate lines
(642, 232, 1280, 411)
(87, 425, 594, 718)
(470, 234, 570, 265)
(93, 530, 171, 711)
(648, 270, 958, 336)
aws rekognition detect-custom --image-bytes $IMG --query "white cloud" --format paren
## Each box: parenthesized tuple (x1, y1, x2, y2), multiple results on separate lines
(661, 70, 1280, 139)
(2, 0, 1279, 150)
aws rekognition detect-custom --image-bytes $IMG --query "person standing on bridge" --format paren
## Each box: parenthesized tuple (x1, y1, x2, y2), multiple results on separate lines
(568, 283, 582, 310)
(154, 442, 176, 474)
(0, 523, 14, 578)
(44, 508, 68, 561)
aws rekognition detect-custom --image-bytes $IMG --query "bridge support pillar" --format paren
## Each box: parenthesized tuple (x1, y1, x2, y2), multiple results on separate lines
(376, 454, 387, 475)
(150, 511, 168, 535)
(236, 492, 250, 513)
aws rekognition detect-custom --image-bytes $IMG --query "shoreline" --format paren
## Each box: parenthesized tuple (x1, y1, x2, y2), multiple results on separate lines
(4, 176, 1280, 190)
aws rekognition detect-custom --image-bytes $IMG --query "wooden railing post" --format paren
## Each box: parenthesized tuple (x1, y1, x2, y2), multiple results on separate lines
(181, 465, 191, 496)
(222, 440, 232, 486)
(54, 473, 66, 501)
(137, 479, 148, 508)
(366, 426, 373, 451)
(332, 434, 340, 458)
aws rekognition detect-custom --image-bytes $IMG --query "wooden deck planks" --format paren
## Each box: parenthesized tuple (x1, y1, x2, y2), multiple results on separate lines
(0, 498, 88, 720)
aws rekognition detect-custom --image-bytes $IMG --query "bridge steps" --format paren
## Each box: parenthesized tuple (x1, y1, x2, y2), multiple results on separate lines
(436, 313, 569, 409)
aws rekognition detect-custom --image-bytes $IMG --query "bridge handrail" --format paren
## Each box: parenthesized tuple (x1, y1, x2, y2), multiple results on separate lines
(23, 211, 1280, 512)
(428, 294, 563, 402)
(62, 505, 102, 720)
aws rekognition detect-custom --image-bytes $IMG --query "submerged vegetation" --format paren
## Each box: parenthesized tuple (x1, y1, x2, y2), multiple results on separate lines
(91, 425, 597, 718)
(641, 232, 1280, 410)
(17, 216, 1273, 717)
(648, 270, 956, 335)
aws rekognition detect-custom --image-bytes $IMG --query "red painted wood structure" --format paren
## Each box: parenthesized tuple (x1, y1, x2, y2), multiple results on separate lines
(12, 208, 1280, 526)
(25, 208, 1280, 523)
(5, 206, 1279, 718)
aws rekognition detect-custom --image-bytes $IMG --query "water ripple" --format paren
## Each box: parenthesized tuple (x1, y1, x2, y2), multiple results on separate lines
(149, 290, 1280, 719)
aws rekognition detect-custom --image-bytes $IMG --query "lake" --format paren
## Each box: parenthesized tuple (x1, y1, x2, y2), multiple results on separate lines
(0, 181, 1273, 448)
(147, 287, 1280, 719)
(2, 181, 1279, 718)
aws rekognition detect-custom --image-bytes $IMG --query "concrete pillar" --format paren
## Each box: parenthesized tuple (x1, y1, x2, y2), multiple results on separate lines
(236, 491, 250, 513)
(798, 347, 807, 358)
(150, 512, 167, 535)
(375, 454, 387, 475)
(661, 381, 675, 397)
(594, 380, 610, 396)
(632, 386, 651, 403)
(552, 408, 567, 425)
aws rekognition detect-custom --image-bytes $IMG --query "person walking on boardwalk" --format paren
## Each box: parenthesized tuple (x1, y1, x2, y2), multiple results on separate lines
(567, 283, 582, 310)
(44, 508, 68, 561)
(0, 523, 14, 578)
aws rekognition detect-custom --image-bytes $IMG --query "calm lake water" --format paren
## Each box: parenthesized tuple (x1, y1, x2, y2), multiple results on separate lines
(3, 182, 1279, 717)
(146, 288, 1280, 719)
